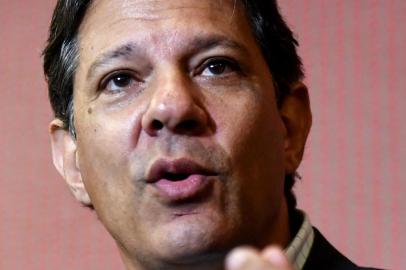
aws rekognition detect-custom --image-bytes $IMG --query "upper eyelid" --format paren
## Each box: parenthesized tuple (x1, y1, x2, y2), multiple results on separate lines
(200, 57, 237, 67)
(194, 57, 240, 75)
(97, 56, 241, 87)
(98, 69, 140, 90)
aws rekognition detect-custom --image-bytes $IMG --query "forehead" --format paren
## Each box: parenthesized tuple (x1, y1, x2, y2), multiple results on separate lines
(77, 0, 252, 62)
(80, 0, 239, 28)
(85, 0, 237, 19)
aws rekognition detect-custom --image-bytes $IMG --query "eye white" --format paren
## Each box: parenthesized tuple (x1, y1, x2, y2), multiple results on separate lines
(201, 61, 228, 76)
(106, 74, 133, 92)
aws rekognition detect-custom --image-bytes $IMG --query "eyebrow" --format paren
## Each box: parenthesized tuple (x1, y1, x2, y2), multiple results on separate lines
(86, 35, 247, 79)
(185, 35, 247, 56)
(87, 43, 137, 79)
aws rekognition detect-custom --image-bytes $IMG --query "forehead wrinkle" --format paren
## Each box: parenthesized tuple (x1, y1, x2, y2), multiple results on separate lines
(83, 0, 240, 29)
(119, 0, 232, 18)
(80, 0, 250, 80)
(86, 32, 248, 80)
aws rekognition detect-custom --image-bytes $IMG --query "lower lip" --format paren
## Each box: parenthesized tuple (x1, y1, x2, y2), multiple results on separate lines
(153, 175, 209, 201)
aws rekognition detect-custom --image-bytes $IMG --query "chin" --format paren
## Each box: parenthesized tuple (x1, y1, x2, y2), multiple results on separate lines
(151, 212, 232, 264)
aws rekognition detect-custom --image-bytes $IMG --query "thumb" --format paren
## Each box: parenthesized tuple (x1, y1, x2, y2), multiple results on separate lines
(262, 246, 293, 270)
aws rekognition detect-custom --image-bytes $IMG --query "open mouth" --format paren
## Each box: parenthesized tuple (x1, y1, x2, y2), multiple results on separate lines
(147, 157, 216, 183)
(147, 158, 216, 201)
(162, 172, 191, 181)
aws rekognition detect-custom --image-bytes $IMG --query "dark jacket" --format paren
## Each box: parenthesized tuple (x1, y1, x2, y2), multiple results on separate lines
(302, 228, 383, 270)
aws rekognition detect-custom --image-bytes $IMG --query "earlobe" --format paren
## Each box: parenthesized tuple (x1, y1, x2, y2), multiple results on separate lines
(279, 82, 312, 174)
(49, 119, 92, 205)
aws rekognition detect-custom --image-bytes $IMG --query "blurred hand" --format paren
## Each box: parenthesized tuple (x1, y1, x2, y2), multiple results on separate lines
(225, 246, 294, 270)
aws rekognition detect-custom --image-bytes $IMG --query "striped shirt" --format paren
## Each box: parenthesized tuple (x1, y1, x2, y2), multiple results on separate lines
(285, 211, 314, 270)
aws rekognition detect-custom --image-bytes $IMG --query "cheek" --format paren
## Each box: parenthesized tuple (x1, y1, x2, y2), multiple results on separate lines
(212, 89, 285, 165)
(212, 90, 286, 199)
(75, 113, 148, 243)
(74, 103, 146, 209)
(227, 109, 285, 184)
(77, 97, 146, 161)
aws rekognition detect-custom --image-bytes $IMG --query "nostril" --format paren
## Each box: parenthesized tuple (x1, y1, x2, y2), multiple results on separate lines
(151, 120, 164, 130)
(177, 119, 198, 131)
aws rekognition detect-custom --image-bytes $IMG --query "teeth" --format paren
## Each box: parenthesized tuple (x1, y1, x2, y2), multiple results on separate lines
(164, 173, 190, 181)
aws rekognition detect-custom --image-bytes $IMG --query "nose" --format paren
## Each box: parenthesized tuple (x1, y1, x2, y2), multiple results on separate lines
(141, 72, 210, 136)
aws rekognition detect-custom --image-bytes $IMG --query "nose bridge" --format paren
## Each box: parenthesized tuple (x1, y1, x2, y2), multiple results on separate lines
(141, 65, 208, 136)
(153, 68, 194, 111)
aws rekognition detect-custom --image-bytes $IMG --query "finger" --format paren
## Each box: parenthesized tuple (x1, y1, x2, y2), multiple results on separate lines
(262, 246, 293, 270)
(225, 246, 269, 270)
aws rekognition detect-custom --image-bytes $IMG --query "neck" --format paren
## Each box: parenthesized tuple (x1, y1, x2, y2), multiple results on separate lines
(263, 197, 291, 249)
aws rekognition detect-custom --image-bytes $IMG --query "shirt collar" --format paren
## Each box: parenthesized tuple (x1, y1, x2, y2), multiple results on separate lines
(285, 210, 314, 270)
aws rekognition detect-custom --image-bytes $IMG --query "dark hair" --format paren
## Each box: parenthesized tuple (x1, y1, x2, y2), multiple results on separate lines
(43, 0, 304, 209)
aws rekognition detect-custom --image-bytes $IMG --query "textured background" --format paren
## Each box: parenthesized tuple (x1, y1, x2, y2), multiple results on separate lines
(0, 1, 404, 269)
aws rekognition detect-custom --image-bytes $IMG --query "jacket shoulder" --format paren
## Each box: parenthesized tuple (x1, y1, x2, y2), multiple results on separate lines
(302, 228, 384, 270)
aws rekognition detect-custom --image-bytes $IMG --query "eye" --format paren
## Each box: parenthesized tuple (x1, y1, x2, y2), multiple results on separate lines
(200, 58, 240, 77)
(101, 71, 135, 93)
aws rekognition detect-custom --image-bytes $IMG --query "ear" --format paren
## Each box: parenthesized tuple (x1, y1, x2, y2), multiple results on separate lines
(279, 82, 312, 174)
(49, 119, 92, 205)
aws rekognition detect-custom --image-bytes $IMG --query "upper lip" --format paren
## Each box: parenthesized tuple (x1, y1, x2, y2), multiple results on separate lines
(146, 158, 216, 183)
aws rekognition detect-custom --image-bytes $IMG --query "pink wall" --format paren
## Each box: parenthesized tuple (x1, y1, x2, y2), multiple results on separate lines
(0, 1, 404, 269)
(278, 1, 406, 269)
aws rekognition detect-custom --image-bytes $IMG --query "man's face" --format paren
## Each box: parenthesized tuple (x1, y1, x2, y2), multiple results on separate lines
(71, 0, 290, 267)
